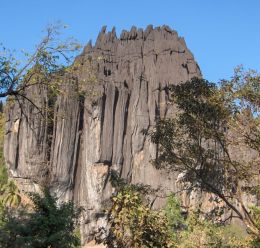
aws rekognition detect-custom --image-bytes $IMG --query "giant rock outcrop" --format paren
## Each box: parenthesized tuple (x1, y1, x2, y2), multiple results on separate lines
(4, 25, 202, 243)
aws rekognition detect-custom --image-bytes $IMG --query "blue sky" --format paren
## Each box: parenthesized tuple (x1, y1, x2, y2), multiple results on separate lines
(1, 0, 260, 82)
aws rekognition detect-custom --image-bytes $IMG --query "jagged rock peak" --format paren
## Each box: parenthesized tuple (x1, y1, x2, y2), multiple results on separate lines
(83, 40, 92, 53)
(78, 25, 200, 86)
(94, 25, 181, 45)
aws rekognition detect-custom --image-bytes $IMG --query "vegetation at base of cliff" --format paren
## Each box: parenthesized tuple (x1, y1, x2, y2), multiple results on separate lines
(0, 179, 83, 247)
(104, 185, 259, 248)
(105, 185, 175, 247)
(103, 185, 259, 248)
(0, 188, 82, 248)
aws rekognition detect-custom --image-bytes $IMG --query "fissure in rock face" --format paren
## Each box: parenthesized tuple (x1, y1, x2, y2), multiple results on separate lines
(4, 25, 202, 242)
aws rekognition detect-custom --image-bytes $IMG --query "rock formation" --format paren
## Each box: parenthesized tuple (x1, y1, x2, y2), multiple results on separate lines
(4, 25, 202, 243)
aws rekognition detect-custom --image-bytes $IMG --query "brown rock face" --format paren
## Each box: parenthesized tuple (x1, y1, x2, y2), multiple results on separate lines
(4, 25, 201, 243)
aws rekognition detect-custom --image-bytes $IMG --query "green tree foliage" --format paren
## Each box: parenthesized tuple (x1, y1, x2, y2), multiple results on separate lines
(249, 206, 260, 247)
(105, 185, 256, 248)
(105, 185, 175, 248)
(0, 165, 7, 193)
(1, 180, 21, 207)
(177, 213, 224, 248)
(164, 194, 185, 240)
(150, 69, 260, 237)
(0, 188, 82, 248)
(165, 195, 227, 248)
(175, 212, 257, 248)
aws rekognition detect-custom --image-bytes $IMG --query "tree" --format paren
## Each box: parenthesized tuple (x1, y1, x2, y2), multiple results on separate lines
(0, 187, 82, 248)
(105, 185, 175, 248)
(1, 181, 21, 208)
(150, 68, 260, 237)
(0, 23, 81, 110)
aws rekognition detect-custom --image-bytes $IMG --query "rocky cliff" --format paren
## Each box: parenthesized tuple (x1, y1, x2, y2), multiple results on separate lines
(4, 25, 202, 243)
